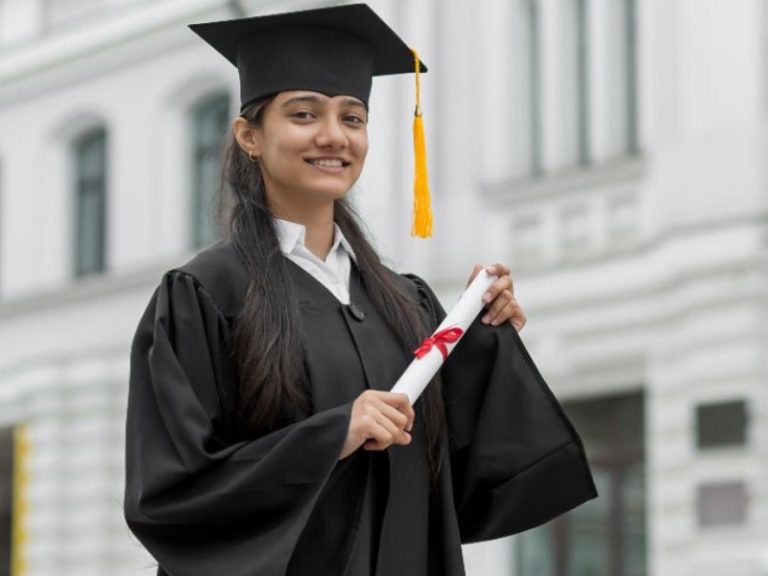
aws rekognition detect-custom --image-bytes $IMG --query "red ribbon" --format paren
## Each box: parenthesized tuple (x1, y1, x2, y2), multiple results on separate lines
(414, 326, 464, 360)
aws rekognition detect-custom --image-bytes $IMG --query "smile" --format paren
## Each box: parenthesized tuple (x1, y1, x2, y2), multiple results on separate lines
(304, 157, 350, 168)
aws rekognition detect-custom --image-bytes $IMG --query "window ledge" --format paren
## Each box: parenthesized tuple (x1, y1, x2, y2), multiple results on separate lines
(0, 257, 187, 320)
(0, 0, 228, 88)
(482, 154, 647, 207)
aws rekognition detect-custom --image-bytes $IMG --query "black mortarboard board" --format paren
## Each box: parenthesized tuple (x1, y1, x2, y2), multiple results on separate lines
(189, 3, 427, 111)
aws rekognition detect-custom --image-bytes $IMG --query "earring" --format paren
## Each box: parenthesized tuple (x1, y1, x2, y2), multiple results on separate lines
(248, 151, 260, 164)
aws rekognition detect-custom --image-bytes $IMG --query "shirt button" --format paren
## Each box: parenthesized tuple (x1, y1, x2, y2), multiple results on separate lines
(348, 303, 366, 322)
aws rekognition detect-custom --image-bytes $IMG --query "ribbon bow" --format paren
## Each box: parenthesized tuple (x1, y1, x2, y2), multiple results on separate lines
(414, 326, 464, 360)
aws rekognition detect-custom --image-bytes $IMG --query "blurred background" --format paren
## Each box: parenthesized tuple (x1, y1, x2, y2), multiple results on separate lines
(0, 0, 766, 574)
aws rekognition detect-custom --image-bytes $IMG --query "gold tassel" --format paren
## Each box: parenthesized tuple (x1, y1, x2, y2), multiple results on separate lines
(411, 49, 432, 238)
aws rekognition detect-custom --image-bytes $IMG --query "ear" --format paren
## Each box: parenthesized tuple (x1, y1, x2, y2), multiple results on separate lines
(232, 116, 262, 158)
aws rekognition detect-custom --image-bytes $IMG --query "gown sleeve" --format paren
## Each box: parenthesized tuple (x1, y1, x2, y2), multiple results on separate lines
(403, 274, 598, 543)
(124, 270, 352, 576)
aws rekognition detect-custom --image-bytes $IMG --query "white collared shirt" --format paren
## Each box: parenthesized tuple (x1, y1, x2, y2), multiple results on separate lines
(273, 218, 357, 305)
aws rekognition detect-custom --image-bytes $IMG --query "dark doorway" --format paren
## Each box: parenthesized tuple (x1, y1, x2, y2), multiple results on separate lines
(0, 426, 13, 576)
(517, 391, 647, 576)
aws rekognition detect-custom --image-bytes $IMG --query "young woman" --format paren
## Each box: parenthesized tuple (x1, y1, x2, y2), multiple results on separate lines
(123, 5, 597, 576)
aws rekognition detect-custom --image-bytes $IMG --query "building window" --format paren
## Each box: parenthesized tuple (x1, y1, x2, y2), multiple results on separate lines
(576, 0, 590, 165)
(517, 392, 647, 576)
(601, 0, 639, 158)
(73, 127, 108, 277)
(509, 0, 542, 178)
(695, 399, 748, 449)
(190, 92, 230, 249)
(0, 427, 13, 576)
(520, 0, 637, 175)
(624, 0, 639, 154)
(697, 481, 748, 528)
(528, 0, 543, 176)
(558, 0, 590, 168)
(0, 157, 3, 297)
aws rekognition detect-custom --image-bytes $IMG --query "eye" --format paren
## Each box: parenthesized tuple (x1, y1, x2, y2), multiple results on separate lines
(344, 114, 367, 125)
(291, 110, 316, 121)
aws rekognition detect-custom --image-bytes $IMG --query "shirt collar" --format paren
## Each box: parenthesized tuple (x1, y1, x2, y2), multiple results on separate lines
(273, 218, 357, 262)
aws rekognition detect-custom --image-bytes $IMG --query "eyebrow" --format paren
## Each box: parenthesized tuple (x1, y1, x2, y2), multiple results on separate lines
(340, 98, 367, 110)
(281, 95, 367, 110)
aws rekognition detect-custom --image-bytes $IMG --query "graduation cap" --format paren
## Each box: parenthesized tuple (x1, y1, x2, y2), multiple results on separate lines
(189, 3, 433, 237)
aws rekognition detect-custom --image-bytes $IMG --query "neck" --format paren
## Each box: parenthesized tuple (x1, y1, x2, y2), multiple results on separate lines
(271, 200, 336, 261)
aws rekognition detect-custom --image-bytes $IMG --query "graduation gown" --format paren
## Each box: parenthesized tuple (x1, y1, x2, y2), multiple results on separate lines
(124, 240, 597, 576)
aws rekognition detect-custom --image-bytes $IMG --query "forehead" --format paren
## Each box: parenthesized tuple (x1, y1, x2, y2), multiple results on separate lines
(274, 90, 367, 108)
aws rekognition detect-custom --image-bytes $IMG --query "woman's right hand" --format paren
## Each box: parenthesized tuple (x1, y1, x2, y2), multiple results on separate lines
(339, 390, 415, 460)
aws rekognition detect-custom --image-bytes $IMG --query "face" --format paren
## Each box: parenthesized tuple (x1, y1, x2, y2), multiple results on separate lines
(237, 90, 369, 211)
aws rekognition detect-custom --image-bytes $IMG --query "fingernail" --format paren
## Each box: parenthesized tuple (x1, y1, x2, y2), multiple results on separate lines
(482, 314, 490, 324)
(483, 292, 492, 303)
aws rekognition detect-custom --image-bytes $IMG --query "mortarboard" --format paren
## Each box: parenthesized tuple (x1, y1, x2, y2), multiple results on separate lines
(189, 3, 433, 237)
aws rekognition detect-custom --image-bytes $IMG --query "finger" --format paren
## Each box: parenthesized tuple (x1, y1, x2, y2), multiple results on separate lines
(379, 393, 415, 431)
(466, 264, 484, 288)
(484, 263, 510, 278)
(494, 300, 526, 328)
(370, 409, 403, 442)
(363, 425, 411, 450)
(362, 418, 398, 450)
(482, 275, 513, 305)
(483, 290, 514, 324)
(489, 299, 518, 326)
(482, 274, 513, 306)
(364, 431, 412, 451)
(364, 439, 388, 451)
(510, 308, 527, 331)
(484, 265, 514, 294)
(371, 406, 414, 446)
(375, 400, 410, 432)
(392, 429, 413, 445)
(483, 294, 513, 325)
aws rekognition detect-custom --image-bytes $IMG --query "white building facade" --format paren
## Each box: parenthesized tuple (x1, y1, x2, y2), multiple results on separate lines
(0, 1, 766, 575)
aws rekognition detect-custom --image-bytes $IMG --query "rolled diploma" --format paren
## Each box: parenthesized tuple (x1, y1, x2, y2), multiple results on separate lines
(391, 269, 498, 404)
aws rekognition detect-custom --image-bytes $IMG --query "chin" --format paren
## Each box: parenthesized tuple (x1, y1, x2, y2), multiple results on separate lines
(303, 183, 354, 201)
(319, 189, 352, 203)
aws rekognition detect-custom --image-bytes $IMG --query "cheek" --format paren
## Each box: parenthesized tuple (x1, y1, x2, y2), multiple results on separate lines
(355, 132, 369, 160)
(262, 124, 304, 158)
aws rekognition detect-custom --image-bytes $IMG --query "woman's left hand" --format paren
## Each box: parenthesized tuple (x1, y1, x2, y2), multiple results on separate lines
(466, 263, 527, 332)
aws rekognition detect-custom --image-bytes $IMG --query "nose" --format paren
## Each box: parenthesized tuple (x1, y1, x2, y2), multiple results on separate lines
(314, 116, 348, 149)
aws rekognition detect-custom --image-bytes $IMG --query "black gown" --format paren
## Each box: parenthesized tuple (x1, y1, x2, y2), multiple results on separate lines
(124, 240, 597, 576)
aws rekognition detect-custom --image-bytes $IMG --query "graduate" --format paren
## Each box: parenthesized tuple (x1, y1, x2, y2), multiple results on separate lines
(123, 4, 598, 575)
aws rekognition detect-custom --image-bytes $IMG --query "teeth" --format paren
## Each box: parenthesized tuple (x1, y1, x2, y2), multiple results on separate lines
(310, 159, 343, 167)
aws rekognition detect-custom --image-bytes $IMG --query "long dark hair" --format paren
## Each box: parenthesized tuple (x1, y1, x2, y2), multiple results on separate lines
(216, 98, 446, 481)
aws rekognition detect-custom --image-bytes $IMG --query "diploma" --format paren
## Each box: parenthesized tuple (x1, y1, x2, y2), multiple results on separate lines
(391, 269, 498, 403)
